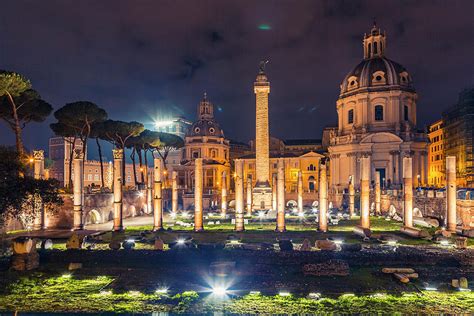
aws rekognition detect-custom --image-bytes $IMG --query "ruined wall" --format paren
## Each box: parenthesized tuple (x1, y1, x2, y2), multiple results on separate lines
(46, 191, 147, 229)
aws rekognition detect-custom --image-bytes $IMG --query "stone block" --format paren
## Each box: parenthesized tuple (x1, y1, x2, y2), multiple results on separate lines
(12, 237, 36, 254)
(68, 262, 83, 270)
(459, 277, 468, 289)
(300, 239, 312, 251)
(315, 240, 337, 251)
(66, 233, 82, 250)
(109, 240, 121, 250)
(455, 237, 468, 249)
(11, 252, 39, 271)
(41, 239, 53, 250)
(154, 238, 164, 251)
(122, 240, 135, 250)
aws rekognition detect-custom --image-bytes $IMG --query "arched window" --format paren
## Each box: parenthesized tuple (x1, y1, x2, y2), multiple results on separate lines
(368, 43, 371, 57)
(348, 109, 354, 124)
(307, 164, 315, 171)
(374, 105, 384, 121)
(373, 41, 378, 54)
(404, 105, 409, 121)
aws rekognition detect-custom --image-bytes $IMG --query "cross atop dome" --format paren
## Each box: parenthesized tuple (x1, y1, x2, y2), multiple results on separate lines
(198, 92, 214, 120)
(363, 22, 386, 59)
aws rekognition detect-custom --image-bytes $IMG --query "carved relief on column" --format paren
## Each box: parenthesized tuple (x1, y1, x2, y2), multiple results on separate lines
(112, 148, 123, 231)
(73, 149, 85, 230)
(33, 150, 46, 230)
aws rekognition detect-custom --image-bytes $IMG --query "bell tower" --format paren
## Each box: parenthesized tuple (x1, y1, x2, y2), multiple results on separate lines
(198, 92, 214, 120)
(363, 22, 386, 59)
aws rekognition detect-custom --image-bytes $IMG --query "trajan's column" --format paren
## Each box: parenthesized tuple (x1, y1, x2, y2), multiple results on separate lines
(252, 61, 272, 210)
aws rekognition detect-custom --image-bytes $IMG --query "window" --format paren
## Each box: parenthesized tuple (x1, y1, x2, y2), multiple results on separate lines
(348, 109, 354, 124)
(404, 105, 409, 121)
(373, 41, 378, 54)
(87, 174, 92, 181)
(374, 105, 384, 121)
(307, 164, 316, 171)
(192, 151, 199, 159)
(368, 43, 371, 56)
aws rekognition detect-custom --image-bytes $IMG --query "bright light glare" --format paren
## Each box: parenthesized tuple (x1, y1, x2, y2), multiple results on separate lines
(155, 288, 168, 294)
(100, 290, 112, 295)
(249, 291, 261, 295)
(170, 212, 177, 219)
(308, 292, 321, 299)
(128, 291, 140, 296)
(258, 211, 265, 219)
(440, 240, 450, 246)
(181, 211, 189, 218)
(425, 287, 437, 291)
(125, 239, 135, 243)
(333, 239, 343, 245)
(176, 239, 185, 245)
(61, 274, 72, 278)
(154, 120, 174, 128)
(387, 240, 398, 246)
(297, 212, 305, 218)
(212, 286, 228, 296)
(459, 288, 471, 292)
(137, 192, 144, 197)
(279, 291, 291, 296)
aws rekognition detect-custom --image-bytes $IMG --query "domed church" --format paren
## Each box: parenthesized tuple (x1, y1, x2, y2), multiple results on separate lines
(328, 24, 429, 203)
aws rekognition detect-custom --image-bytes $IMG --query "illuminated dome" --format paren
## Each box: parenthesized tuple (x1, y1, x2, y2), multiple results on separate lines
(186, 93, 225, 138)
(340, 24, 415, 97)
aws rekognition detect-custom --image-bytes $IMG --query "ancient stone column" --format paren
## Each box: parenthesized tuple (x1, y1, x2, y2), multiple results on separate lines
(194, 158, 204, 231)
(403, 157, 413, 228)
(348, 175, 355, 218)
(221, 171, 227, 218)
(146, 166, 153, 215)
(72, 149, 84, 230)
(153, 158, 163, 231)
(252, 65, 272, 209)
(235, 159, 245, 231)
(360, 156, 370, 229)
(33, 150, 46, 230)
(246, 176, 252, 217)
(446, 156, 457, 232)
(112, 149, 123, 231)
(297, 170, 303, 213)
(318, 161, 328, 232)
(276, 159, 286, 232)
(375, 171, 381, 216)
(272, 174, 277, 210)
(172, 170, 178, 214)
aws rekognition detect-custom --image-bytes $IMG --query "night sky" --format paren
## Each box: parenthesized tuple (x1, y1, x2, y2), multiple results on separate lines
(1, 0, 473, 160)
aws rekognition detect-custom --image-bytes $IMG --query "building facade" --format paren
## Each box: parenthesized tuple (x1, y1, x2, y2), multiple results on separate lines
(442, 87, 474, 187)
(49, 137, 136, 189)
(172, 94, 231, 209)
(328, 24, 429, 204)
(154, 116, 192, 140)
(428, 119, 445, 187)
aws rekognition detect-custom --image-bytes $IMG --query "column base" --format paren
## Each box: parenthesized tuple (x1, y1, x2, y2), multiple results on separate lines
(153, 226, 165, 232)
(194, 227, 204, 232)
(275, 228, 286, 233)
(72, 225, 84, 231)
(112, 226, 124, 232)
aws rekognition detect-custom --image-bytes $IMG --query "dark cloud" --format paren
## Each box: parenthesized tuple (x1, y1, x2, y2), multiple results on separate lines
(0, 0, 473, 160)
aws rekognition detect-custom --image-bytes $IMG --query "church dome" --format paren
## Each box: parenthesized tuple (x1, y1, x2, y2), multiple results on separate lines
(186, 93, 225, 138)
(340, 24, 415, 97)
(187, 119, 224, 137)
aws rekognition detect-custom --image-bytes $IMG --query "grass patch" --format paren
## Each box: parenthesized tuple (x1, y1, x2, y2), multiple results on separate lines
(0, 275, 472, 314)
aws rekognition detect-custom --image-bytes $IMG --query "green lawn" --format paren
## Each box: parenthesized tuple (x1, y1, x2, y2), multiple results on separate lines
(0, 275, 472, 314)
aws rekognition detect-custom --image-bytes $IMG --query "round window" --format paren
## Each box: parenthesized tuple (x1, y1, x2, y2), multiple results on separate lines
(194, 127, 200, 133)
(209, 127, 215, 134)
(350, 80, 355, 86)
(376, 75, 382, 81)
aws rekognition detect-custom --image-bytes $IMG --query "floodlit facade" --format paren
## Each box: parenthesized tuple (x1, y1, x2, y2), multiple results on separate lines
(428, 119, 445, 187)
(328, 24, 429, 204)
(172, 94, 231, 209)
(48, 137, 136, 188)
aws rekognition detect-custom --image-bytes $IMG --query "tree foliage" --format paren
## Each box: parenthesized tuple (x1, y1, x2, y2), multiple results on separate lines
(153, 132, 184, 168)
(0, 146, 62, 228)
(0, 70, 43, 159)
